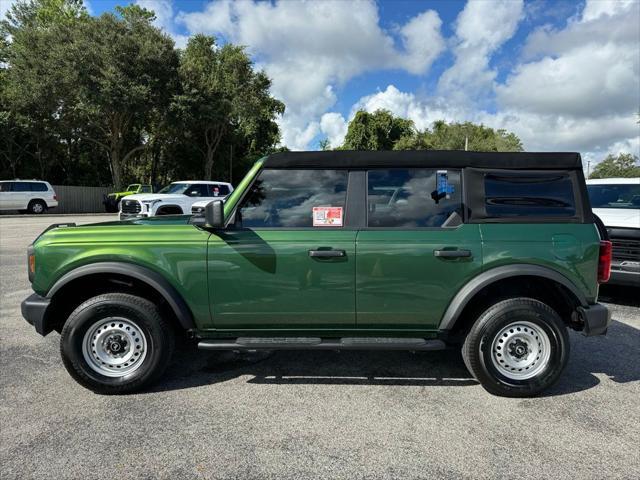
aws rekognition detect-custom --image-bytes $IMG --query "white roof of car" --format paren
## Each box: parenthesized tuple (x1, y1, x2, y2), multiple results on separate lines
(586, 177, 640, 185)
(171, 180, 232, 185)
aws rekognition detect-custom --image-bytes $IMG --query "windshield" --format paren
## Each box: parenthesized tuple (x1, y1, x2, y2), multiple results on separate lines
(587, 184, 640, 209)
(158, 183, 190, 194)
(126, 184, 140, 191)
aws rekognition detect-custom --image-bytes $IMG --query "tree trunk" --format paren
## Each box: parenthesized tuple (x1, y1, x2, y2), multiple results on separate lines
(110, 144, 122, 190)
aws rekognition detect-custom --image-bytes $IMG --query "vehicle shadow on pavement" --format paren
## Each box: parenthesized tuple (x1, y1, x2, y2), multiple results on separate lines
(154, 346, 478, 392)
(151, 316, 640, 396)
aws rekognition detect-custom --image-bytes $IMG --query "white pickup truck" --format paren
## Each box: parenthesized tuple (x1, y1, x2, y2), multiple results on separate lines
(119, 181, 233, 220)
(587, 177, 640, 287)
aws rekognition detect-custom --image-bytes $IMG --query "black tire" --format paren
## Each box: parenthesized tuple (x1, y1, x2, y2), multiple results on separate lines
(462, 297, 569, 397)
(60, 293, 175, 394)
(28, 199, 47, 214)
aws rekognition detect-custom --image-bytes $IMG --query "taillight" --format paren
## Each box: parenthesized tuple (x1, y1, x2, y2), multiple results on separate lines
(598, 240, 612, 283)
(53, 194, 57, 201)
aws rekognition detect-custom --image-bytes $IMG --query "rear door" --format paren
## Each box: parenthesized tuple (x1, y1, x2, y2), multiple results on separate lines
(356, 168, 483, 330)
(207, 168, 356, 330)
(12, 182, 32, 209)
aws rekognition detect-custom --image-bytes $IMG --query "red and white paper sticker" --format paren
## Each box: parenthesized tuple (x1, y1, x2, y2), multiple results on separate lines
(313, 207, 343, 227)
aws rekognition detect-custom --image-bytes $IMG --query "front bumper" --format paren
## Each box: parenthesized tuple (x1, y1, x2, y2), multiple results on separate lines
(119, 212, 149, 220)
(577, 303, 611, 336)
(21, 293, 52, 336)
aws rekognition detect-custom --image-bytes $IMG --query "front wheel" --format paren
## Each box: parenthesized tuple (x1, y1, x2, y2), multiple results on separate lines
(60, 293, 174, 394)
(462, 298, 569, 397)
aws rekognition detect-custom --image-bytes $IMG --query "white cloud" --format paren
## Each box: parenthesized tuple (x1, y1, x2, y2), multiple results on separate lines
(438, 0, 524, 102)
(177, 0, 445, 149)
(136, 0, 189, 48)
(320, 113, 348, 149)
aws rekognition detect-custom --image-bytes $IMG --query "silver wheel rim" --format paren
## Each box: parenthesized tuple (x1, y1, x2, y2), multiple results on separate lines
(490, 321, 551, 380)
(32, 203, 44, 213)
(82, 317, 148, 377)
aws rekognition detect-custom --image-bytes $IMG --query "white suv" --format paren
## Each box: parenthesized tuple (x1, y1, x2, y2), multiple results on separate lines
(587, 177, 639, 286)
(0, 180, 58, 214)
(119, 181, 233, 220)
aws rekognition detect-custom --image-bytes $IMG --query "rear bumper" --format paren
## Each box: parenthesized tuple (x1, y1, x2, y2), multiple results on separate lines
(608, 265, 639, 287)
(21, 293, 52, 336)
(578, 303, 611, 336)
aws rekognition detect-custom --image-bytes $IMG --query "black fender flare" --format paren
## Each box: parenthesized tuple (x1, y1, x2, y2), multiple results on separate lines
(439, 264, 589, 330)
(47, 262, 195, 330)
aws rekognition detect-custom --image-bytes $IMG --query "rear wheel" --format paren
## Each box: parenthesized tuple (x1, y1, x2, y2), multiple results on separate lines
(60, 293, 174, 394)
(28, 200, 46, 214)
(462, 297, 569, 397)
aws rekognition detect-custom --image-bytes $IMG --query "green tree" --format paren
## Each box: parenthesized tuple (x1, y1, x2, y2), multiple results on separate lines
(174, 34, 284, 179)
(341, 110, 414, 150)
(395, 121, 523, 152)
(589, 153, 640, 179)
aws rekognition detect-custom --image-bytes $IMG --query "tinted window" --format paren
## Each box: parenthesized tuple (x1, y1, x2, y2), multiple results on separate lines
(209, 184, 230, 197)
(30, 182, 48, 192)
(140, 185, 152, 193)
(485, 173, 576, 217)
(13, 182, 32, 192)
(367, 169, 462, 228)
(239, 169, 348, 228)
(0, 182, 12, 192)
(184, 184, 209, 197)
(588, 184, 640, 209)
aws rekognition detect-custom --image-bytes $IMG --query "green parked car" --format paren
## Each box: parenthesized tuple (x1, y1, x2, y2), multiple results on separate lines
(103, 184, 153, 212)
(21, 151, 612, 397)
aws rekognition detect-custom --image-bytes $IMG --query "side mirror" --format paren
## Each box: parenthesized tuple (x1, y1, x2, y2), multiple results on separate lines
(205, 200, 225, 228)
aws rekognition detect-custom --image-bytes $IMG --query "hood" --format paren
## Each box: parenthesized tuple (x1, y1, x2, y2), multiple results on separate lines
(124, 193, 186, 202)
(592, 208, 640, 229)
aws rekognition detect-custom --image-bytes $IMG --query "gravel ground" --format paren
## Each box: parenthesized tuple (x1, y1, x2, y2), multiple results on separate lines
(1, 215, 639, 479)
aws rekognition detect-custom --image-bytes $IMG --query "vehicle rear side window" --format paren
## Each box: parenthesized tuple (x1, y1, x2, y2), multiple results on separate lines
(209, 184, 230, 197)
(239, 169, 348, 228)
(13, 182, 32, 192)
(30, 182, 48, 192)
(367, 169, 462, 228)
(484, 173, 576, 217)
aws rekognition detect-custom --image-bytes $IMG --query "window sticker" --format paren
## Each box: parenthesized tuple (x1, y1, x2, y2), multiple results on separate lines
(313, 206, 343, 227)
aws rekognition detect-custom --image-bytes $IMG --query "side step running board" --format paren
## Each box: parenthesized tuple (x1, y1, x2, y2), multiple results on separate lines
(198, 337, 446, 351)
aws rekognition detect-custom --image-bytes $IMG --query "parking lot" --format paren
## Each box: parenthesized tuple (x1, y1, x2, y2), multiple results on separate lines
(1, 214, 639, 479)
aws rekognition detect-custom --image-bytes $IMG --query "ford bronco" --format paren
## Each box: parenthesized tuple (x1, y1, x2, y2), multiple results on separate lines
(21, 151, 611, 397)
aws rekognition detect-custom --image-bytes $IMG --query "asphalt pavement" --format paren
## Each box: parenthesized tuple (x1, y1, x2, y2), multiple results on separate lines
(1, 215, 639, 479)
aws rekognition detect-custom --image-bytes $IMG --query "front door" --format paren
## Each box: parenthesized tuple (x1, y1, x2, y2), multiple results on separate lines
(207, 168, 356, 330)
(356, 168, 483, 330)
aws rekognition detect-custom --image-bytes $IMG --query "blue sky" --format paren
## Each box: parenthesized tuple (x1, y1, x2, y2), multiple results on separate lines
(11, 0, 638, 165)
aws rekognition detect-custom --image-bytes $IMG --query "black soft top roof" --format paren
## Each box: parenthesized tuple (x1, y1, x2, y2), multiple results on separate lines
(263, 150, 582, 170)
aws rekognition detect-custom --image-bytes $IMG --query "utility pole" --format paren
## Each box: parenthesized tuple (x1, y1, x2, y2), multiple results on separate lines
(465, 136, 468, 151)
(587, 160, 591, 178)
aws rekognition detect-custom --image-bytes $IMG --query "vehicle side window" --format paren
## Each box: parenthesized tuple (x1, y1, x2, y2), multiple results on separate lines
(238, 169, 348, 228)
(209, 184, 230, 197)
(30, 182, 48, 192)
(185, 184, 209, 197)
(485, 173, 576, 217)
(0, 182, 12, 192)
(367, 169, 462, 228)
(13, 182, 32, 192)
(140, 185, 152, 193)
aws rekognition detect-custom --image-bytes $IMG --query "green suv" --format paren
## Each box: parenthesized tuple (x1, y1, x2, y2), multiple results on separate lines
(21, 151, 611, 397)
(103, 184, 153, 212)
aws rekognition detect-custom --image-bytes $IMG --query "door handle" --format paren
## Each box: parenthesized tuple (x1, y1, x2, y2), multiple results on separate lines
(433, 249, 472, 258)
(309, 249, 346, 258)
